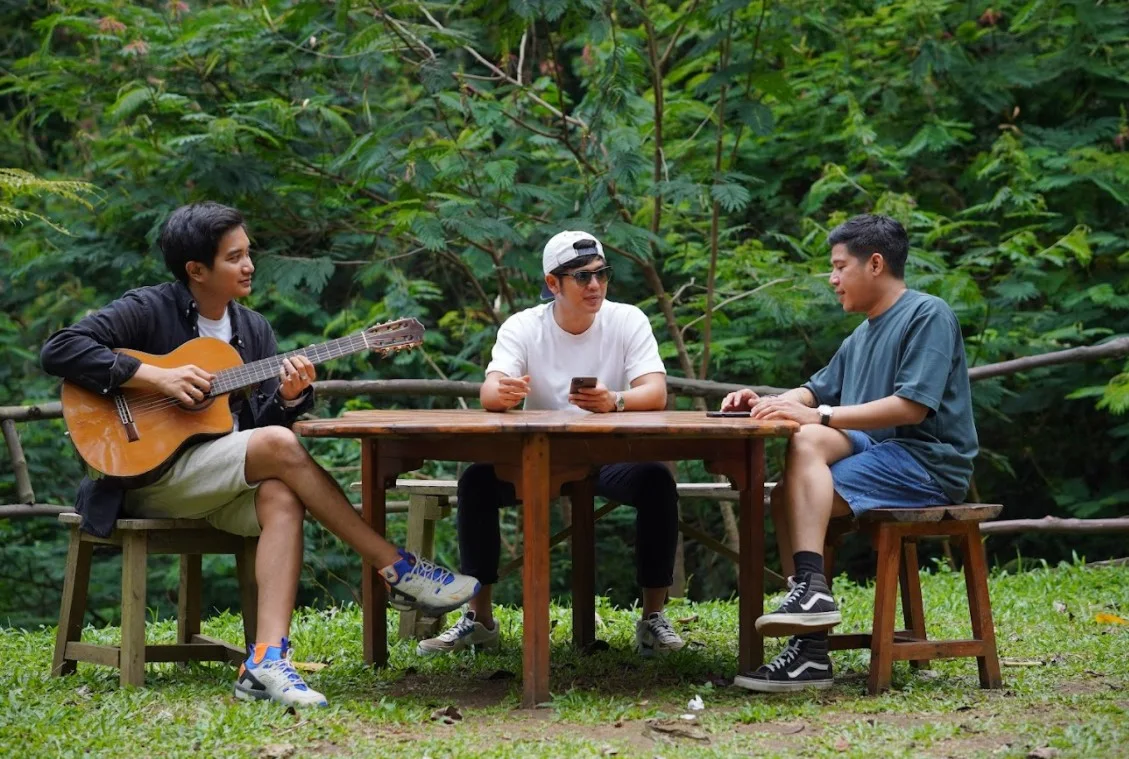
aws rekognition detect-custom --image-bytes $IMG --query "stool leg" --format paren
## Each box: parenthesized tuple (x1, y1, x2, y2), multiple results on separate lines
(178, 554, 202, 648)
(236, 538, 258, 651)
(958, 526, 1003, 689)
(868, 526, 901, 694)
(398, 494, 442, 640)
(120, 532, 147, 687)
(52, 527, 93, 677)
(899, 539, 929, 669)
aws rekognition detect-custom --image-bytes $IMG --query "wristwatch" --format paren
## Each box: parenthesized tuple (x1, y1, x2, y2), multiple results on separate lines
(818, 404, 834, 426)
(614, 392, 626, 412)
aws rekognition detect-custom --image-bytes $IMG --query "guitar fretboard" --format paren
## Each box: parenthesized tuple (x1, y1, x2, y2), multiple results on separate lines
(209, 332, 395, 396)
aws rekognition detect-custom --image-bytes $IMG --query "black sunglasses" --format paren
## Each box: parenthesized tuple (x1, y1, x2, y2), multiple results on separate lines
(560, 266, 613, 286)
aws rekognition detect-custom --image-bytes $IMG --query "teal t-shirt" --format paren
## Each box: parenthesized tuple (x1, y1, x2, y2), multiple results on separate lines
(803, 289, 978, 503)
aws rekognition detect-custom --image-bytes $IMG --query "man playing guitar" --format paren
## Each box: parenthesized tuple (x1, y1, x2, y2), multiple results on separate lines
(40, 202, 479, 708)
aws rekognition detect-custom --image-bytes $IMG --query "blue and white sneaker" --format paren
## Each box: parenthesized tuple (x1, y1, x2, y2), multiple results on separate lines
(234, 638, 328, 707)
(381, 550, 480, 616)
(416, 610, 500, 656)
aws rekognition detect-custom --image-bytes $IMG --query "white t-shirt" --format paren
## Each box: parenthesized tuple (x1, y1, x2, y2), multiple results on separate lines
(196, 311, 233, 344)
(485, 300, 666, 412)
(196, 311, 237, 429)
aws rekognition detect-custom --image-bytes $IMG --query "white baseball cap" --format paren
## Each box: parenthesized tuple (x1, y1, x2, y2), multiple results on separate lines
(541, 230, 606, 299)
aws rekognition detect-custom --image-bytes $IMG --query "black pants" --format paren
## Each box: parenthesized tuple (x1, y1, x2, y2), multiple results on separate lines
(457, 461, 679, 588)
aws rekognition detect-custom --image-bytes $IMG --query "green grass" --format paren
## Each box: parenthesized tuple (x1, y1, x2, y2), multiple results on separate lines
(2, 561, 1127, 758)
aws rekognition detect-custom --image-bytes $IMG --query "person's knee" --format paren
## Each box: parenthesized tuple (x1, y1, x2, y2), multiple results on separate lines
(633, 463, 677, 504)
(787, 424, 850, 464)
(457, 464, 498, 506)
(256, 478, 305, 526)
(249, 426, 309, 471)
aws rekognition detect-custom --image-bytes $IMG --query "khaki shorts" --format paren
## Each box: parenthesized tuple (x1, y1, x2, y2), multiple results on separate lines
(123, 429, 262, 536)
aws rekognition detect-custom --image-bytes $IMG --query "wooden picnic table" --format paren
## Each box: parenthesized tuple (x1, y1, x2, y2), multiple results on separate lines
(294, 409, 797, 706)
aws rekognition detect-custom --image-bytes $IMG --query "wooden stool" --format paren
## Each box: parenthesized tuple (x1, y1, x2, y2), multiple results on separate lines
(52, 513, 258, 687)
(824, 504, 1004, 694)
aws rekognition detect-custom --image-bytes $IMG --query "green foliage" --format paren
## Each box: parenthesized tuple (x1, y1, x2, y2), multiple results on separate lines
(0, 563, 1127, 756)
(1, 0, 1128, 624)
(0, 168, 95, 232)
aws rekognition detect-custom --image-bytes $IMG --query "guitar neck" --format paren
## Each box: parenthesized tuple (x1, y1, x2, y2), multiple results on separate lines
(210, 333, 369, 396)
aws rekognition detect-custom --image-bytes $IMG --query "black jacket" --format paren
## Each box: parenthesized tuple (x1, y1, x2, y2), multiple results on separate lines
(40, 281, 313, 536)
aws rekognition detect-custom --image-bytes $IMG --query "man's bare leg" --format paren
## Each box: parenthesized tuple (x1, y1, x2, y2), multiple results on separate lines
(642, 587, 667, 617)
(244, 427, 401, 568)
(469, 585, 495, 627)
(770, 484, 795, 578)
(252, 479, 304, 645)
(781, 426, 855, 554)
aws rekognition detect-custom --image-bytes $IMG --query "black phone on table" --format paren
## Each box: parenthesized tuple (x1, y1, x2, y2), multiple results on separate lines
(706, 410, 752, 417)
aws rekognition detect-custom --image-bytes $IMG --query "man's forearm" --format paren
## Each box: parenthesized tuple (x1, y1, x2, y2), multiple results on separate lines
(829, 395, 928, 430)
(622, 380, 666, 411)
(781, 387, 816, 407)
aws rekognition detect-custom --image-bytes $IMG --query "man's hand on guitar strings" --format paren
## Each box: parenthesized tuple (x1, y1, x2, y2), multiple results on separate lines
(126, 363, 215, 406)
(279, 355, 316, 401)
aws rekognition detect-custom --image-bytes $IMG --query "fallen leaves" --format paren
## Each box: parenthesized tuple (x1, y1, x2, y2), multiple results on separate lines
(644, 718, 710, 744)
(1001, 658, 1043, 667)
(429, 705, 463, 725)
(1094, 612, 1128, 625)
(1027, 748, 1060, 759)
(290, 661, 327, 673)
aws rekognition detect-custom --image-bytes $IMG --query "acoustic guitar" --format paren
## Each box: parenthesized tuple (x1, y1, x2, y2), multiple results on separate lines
(60, 317, 424, 482)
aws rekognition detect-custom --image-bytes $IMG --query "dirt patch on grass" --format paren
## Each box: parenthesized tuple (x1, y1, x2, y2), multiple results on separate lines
(387, 670, 517, 709)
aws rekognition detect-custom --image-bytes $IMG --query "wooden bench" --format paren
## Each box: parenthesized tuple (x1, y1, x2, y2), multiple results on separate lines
(52, 513, 258, 687)
(825, 504, 1004, 694)
(356, 478, 772, 639)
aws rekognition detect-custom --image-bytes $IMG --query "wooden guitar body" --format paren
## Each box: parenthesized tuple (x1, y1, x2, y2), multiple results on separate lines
(61, 338, 241, 481)
(60, 316, 424, 481)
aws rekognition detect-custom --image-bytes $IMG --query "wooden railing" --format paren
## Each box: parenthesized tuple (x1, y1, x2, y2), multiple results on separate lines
(4, 334, 1129, 536)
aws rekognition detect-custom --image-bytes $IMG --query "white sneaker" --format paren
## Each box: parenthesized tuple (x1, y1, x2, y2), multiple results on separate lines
(416, 610, 500, 656)
(635, 611, 686, 657)
(234, 639, 328, 707)
(381, 549, 481, 616)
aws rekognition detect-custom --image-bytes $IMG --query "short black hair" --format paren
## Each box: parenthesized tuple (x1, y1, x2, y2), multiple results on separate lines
(550, 252, 603, 277)
(827, 214, 909, 279)
(158, 202, 246, 285)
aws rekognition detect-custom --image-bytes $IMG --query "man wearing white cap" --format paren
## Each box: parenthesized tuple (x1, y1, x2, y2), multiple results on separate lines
(417, 230, 686, 658)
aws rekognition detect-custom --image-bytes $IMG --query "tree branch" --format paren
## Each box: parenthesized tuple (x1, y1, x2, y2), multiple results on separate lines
(699, 13, 735, 380)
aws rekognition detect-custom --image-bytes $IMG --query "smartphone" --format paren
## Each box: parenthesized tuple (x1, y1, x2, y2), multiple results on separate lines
(706, 410, 752, 417)
(569, 376, 598, 393)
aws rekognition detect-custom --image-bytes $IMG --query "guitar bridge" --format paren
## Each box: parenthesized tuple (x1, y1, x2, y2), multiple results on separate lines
(113, 393, 140, 442)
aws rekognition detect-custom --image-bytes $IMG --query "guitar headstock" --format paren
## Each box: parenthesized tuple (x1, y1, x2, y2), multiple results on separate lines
(361, 317, 426, 355)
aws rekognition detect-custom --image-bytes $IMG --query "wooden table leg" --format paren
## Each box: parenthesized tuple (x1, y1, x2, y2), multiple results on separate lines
(739, 438, 766, 674)
(570, 475, 596, 650)
(361, 438, 388, 668)
(522, 432, 551, 707)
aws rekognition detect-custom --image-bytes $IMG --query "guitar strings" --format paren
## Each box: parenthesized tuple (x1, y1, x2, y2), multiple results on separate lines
(122, 334, 374, 414)
(122, 338, 414, 418)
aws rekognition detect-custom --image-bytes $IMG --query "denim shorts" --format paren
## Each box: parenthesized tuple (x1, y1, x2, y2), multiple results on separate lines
(831, 431, 952, 517)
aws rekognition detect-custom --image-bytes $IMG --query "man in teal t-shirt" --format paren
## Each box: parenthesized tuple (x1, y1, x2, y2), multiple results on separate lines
(719, 214, 978, 693)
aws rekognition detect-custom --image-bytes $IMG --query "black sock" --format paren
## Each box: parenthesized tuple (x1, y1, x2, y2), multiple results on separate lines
(793, 551, 824, 579)
(798, 631, 828, 644)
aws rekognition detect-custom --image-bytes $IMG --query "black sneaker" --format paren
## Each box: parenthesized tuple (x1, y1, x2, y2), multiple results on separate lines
(755, 572, 841, 637)
(733, 636, 834, 693)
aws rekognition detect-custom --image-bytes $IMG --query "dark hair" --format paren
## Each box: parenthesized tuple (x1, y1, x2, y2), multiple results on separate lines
(827, 214, 909, 279)
(158, 202, 246, 285)
(550, 252, 603, 277)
